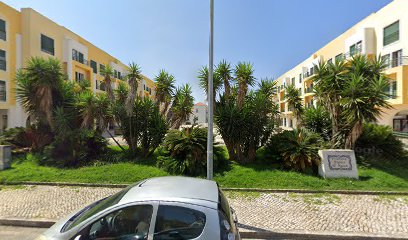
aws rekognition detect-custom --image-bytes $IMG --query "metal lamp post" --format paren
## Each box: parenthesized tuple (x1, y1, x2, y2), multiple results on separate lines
(207, 0, 214, 180)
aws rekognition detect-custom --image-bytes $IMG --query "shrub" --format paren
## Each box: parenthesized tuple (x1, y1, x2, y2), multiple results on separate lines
(43, 129, 107, 167)
(0, 125, 53, 152)
(266, 129, 324, 174)
(303, 106, 331, 140)
(355, 123, 406, 159)
(157, 127, 228, 176)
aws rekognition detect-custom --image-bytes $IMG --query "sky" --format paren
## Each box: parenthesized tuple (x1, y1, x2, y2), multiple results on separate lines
(4, 0, 393, 102)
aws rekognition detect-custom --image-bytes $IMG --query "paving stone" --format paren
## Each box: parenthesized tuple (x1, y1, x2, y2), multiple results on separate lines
(0, 185, 407, 236)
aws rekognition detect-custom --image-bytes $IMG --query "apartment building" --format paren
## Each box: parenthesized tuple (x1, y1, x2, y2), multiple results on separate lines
(187, 102, 208, 125)
(275, 0, 408, 132)
(0, 2, 155, 131)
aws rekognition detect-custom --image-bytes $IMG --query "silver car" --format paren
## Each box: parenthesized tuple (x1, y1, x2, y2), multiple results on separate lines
(36, 176, 240, 240)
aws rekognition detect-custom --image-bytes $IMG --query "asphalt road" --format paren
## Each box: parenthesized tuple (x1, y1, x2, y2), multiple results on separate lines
(0, 226, 47, 240)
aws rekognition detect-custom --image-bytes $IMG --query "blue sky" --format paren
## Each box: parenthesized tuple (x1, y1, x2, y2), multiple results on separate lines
(4, 0, 392, 102)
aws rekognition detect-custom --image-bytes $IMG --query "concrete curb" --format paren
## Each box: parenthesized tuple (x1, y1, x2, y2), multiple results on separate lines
(240, 229, 408, 239)
(1, 181, 408, 195)
(0, 218, 55, 228)
(0, 218, 407, 239)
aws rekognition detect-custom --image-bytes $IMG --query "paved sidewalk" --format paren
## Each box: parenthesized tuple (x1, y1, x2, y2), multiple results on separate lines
(0, 185, 407, 238)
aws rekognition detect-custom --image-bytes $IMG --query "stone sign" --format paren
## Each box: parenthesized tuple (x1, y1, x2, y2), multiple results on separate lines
(318, 149, 358, 179)
(0, 145, 11, 170)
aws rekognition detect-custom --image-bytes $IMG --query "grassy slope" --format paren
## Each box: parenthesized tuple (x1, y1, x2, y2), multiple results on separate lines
(0, 153, 407, 191)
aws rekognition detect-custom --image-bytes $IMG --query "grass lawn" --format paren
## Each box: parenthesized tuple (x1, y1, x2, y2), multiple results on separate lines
(0, 152, 407, 192)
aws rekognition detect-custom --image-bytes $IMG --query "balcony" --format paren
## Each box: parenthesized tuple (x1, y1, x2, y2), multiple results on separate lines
(304, 87, 314, 94)
(72, 56, 89, 66)
(0, 90, 6, 101)
(96, 80, 106, 91)
(344, 46, 363, 59)
(384, 56, 408, 69)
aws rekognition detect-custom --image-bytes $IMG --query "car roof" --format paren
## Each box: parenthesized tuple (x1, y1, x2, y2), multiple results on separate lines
(119, 176, 220, 205)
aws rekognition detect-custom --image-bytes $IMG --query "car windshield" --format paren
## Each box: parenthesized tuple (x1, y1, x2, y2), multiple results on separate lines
(61, 182, 140, 232)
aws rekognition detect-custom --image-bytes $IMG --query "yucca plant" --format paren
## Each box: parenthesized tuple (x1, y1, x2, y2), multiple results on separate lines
(157, 126, 226, 176)
(285, 85, 304, 128)
(276, 129, 323, 174)
(154, 69, 176, 116)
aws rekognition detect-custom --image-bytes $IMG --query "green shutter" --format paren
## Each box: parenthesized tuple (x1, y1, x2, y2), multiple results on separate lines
(0, 19, 6, 41)
(41, 34, 54, 55)
(384, 21, 399, 46)
(0, 50, 5, 71)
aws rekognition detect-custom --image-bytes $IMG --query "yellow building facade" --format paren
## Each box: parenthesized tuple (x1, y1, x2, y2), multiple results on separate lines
(275, 0, 408, 132)
(0, 2, 156, 131)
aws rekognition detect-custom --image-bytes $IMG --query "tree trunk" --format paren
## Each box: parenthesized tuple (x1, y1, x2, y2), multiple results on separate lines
(345, 121, 363, 150)
(248, 144, 257, 163)
(106, 129, 125, 151)
(224, 139, 236, 161)
(224, 78, 231, 99)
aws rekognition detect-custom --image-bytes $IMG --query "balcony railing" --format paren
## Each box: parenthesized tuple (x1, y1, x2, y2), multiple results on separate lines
(0, 90, 6, 101)
(384, 56, 408, 69)
(304, 87, 314, 94)
(344, 46, 363, 59)
(96, 80, 106, 91)
(72, 55, 89, 66)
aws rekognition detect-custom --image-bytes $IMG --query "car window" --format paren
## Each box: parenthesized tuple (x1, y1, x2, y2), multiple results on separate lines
(153, 205, 206, 240)
(62, 182, 141, 232)
(86, 204, 153, 240)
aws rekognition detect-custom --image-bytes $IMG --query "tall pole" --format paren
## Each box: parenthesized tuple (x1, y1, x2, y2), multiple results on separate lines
(207, 0, 214, 180)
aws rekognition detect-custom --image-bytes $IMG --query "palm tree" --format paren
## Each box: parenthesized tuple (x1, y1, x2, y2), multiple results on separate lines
(234, 62, 255, 109)
(198, 66, 222, 105)
(16, 57, 65, 130)
(77, 91, 97, 129)
(215, 60, 232, 99)
(155, 69, 175, 116)
(285, 85, 304, 129)
(125, 63, 142, 115)
(101, 65, 115, 102)
(258, 78, 277, 97)
(313, 59, 348, 141)
(171, 84, 195, 129)
(340, 72, 391, 149)
(278, 129, 323, 175)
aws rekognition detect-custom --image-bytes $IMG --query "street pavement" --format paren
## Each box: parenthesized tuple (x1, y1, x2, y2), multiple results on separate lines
(0, 185, 407, 239)
(0, 226, 47, 240)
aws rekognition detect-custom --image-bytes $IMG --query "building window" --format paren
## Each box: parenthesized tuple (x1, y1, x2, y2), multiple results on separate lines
(385, 80, 397, 99)
(382, 54, 391, 68)
(335, 53, 344, 62)
(327, 58, 333, 65)
(114, 70, 118, 78)
(0, 80, 5, 101)
(384, 21, 399, 46)
(99, 64, 105, 75)
(75, 72, 85, 82)
(40, 34, 54, 55)
(72, 49, 86, 64)
(90, 60, 97, 74)
(291, 77, 295, 85)
(350, 41, 362, 56)
(0, 50, 5, 71)
(0, 19, 6, 41)
(392, 50, 402, 67)
(118, 71, 122, 80)
(299, 73, 302, 83)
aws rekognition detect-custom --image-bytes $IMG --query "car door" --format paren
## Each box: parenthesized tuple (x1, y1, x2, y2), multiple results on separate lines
(70, 201, 159, 240)
(151, 201, 219, 240)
